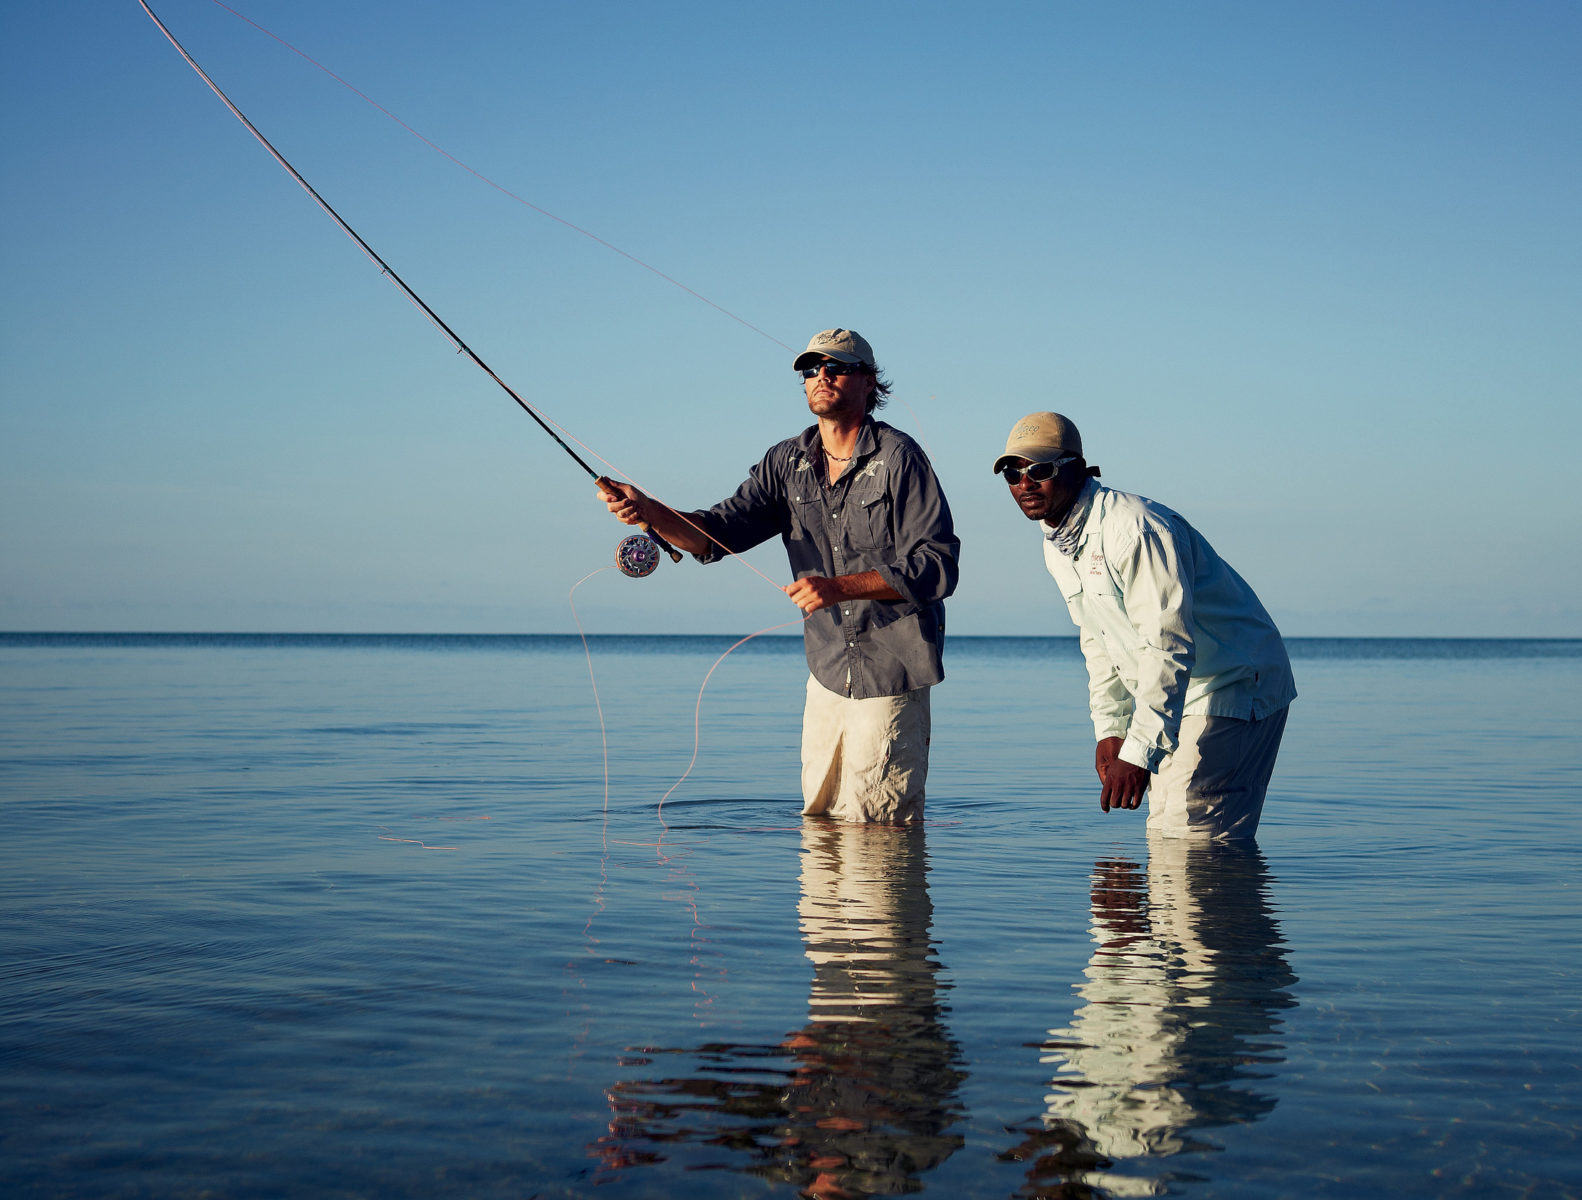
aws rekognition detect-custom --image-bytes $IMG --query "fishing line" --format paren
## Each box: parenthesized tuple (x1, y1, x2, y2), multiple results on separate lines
(143, 0, 810, 832)
(569, 566, 759, 1033)
(566, 565, 615, 1068)
(375, 815, 491, 852)
(646, 621, 808, 832)
(147, 3, 954, 1047)
(567, 567, 616, 835)
(569, 568, 805, 844)
(138, 0, 689, 566)
(205, 0, 795, 355)
(143, 0, 817, 595)
(144, 0, 936, 596)
(142, 2, 910, 883)
(569, 571, 803, 1025)
(375, 829, 458, 851)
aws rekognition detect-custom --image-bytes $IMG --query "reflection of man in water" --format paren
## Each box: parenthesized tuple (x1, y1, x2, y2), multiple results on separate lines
(1001, 843, 1298, 1197)
(780, 823, 966, 1194)
(589, 824, 965, 1195)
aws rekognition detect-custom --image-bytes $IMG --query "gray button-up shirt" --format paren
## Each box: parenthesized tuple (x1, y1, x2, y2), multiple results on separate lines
(689, 419, 960, 699)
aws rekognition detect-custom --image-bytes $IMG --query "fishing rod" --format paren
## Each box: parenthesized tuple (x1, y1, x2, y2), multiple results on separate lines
(138, 0, 681, 577)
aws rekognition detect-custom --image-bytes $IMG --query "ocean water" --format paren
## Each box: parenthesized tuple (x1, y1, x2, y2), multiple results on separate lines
(1, 633, 1578, 1199)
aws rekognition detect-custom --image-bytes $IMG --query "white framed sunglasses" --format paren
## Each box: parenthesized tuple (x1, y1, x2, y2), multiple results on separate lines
(1000, 456, 1077, 486)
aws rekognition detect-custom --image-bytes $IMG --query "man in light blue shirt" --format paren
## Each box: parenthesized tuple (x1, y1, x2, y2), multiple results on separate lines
(995, 412, 1296, 839)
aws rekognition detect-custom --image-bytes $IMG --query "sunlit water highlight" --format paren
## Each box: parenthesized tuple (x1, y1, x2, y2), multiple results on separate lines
(1, 634, 1578, 1198)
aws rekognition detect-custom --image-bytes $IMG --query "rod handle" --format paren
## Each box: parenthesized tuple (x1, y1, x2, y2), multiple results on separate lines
(597, 476, 684, 562)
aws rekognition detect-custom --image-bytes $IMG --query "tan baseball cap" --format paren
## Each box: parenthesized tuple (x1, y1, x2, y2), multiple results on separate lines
(993, 412, 1083, 474)
(792, 328, 876, 372)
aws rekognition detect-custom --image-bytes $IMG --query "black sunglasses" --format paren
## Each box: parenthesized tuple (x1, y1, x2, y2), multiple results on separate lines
(799, 360, 867, 380)
(1000, 457, 1075, 486)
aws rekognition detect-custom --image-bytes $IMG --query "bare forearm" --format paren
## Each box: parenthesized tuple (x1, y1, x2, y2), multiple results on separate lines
(828, 570, 902, 602)
(783, 570, 903, 614)
(632, 503, 711, 555)
(599, 483, 710, 555)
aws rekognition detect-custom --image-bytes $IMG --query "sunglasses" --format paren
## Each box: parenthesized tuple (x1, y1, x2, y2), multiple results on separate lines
(799, 360, 867, 380)
(1000, 457, 1075, 486)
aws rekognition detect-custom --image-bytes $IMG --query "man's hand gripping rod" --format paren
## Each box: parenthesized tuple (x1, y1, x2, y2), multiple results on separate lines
(594, 477, 683, 563)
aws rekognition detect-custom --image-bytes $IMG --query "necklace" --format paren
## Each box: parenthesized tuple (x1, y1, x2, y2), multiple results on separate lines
(823, 447, 853, 462)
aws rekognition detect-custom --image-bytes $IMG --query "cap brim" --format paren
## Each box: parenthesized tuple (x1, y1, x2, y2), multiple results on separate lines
(793, 350, 864, 371)
(991, 454, 1022, 475)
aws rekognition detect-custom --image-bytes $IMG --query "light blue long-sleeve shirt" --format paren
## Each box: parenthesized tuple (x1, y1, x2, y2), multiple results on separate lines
(1042, 481, 1296, 772)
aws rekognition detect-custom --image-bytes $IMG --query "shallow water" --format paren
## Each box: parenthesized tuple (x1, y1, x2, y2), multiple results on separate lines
(1, 633, 1578, 1198)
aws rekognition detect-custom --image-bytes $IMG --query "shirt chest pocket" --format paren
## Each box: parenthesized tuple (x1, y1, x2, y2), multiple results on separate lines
(1078, 550, 1117, 600)
(1059, 561, 1117, 621)
(845, 481, 890, 550)
(788, 492, 824, 543)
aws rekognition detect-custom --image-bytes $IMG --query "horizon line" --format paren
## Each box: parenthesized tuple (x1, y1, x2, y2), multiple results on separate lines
(2, 631, 1578, 642)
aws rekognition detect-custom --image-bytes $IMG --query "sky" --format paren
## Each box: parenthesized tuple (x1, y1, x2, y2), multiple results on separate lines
(2, 1, 1578, 637)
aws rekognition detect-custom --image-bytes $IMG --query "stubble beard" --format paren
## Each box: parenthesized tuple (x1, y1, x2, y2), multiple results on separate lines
(806, 388, 862, 422)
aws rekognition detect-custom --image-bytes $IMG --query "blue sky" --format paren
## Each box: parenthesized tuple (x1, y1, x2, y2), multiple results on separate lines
(3, 1, 1577, 636)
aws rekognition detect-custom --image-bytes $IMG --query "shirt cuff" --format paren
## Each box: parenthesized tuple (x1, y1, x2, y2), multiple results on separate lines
(1119, 733, 1164, 773)
(685, 512, 724, 563)
(875, 563, 920, 606)
(1093, 718, 1130, 743)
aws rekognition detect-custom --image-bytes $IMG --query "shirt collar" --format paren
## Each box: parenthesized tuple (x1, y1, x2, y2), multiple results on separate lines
(797, 418, 877, 475)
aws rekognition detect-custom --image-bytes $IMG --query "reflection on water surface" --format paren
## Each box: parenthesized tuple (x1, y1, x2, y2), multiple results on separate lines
(4, 638, 1575, 1197)
(1001, 842, 1298, 1198)
(589, 822, 966, 1196)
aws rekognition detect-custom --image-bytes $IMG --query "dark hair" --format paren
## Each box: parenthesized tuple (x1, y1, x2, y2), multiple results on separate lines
(864, 365, 891, 414)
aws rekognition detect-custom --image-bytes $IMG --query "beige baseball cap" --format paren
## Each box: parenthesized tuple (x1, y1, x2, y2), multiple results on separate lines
(993, 412, 1083, 474)
(792, 328, 875, 372)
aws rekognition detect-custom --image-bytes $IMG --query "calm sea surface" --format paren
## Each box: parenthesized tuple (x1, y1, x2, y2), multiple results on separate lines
(1, 633, 1578, 1199)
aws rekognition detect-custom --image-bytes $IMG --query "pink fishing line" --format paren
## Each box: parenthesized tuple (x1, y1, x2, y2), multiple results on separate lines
(568, 567, 615, 844)
(207, 0, 794, 354)
(651, 619, 808, 828)
(571, 567, 806, 836)
(146, 1, 946, 857)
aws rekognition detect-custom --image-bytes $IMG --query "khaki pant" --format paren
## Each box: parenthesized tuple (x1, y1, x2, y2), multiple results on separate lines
(800, 675, 931, 825)
(1146, 706, 1290, 841)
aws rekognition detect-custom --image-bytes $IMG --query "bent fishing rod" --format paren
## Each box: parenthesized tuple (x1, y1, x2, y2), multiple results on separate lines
(138, 0, 681, 575)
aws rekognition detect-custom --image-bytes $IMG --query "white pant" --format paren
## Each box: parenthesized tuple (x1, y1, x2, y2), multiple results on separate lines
(800, 675, 931, 825)
(1146, 706, 1289, 840)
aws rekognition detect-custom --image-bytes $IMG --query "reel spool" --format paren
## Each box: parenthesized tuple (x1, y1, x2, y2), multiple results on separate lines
(615, 533, 663, 578)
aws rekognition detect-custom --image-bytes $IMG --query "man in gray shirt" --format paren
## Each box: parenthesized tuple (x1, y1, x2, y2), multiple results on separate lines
(601, 328, 960, 824)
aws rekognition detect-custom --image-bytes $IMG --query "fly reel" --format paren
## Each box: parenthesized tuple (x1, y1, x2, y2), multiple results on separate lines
(615, 533, 663, 578)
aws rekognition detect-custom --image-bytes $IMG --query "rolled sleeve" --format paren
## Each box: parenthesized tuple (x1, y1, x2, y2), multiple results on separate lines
(874, 450, 960, 607)
(688, 454, 790, 564)
(682, 421, 957, 698)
